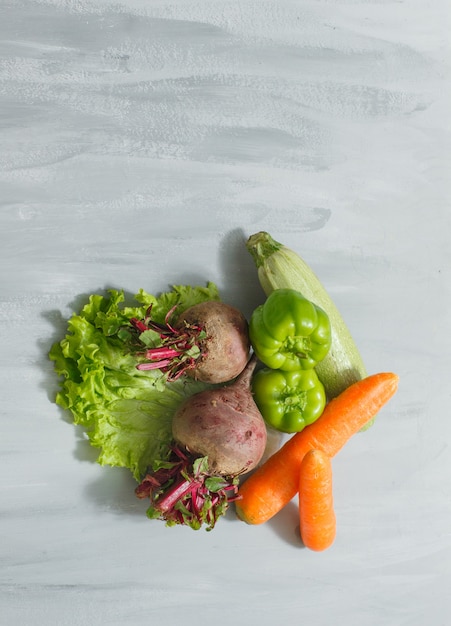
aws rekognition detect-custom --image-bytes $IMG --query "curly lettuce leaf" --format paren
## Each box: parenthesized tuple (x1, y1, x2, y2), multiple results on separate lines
(49, 283, 220, 480)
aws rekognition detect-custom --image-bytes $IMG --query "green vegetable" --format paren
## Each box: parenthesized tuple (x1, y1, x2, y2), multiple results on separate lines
(249, 288, 331, 371)
(252, 367, 326, 433)
(246, 231, 368, 401)
(49, 283, 220, 481)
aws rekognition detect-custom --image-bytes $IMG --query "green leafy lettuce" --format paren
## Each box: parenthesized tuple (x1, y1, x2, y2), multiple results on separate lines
(49, 283, 220, 481)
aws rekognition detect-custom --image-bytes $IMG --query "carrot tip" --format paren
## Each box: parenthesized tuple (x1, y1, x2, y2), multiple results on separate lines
(298, 449, 336, 552)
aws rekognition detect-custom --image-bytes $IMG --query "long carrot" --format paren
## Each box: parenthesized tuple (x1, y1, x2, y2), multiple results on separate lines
(299, 449, 336, 551)
(236, 371, 399, 524)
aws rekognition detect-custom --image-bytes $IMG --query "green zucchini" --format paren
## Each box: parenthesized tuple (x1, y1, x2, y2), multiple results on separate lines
(246, 231, 369, 405)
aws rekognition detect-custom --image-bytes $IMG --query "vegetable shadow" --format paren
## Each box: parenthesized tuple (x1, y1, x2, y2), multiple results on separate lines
(266, 501, 305, 548)
(217, 227, 266, 318)
(224, 500, 303, 547)
(83, 465, 146, 517)
(37, 292, 148, 516)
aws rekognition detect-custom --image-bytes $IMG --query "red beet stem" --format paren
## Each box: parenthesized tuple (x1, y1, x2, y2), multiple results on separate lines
(144, 346, 184, 360)
(136, 359, 173, 371)
(127, 308, 204, 380)
(155, 477, 201, 514)
(135, 445, 240, 530)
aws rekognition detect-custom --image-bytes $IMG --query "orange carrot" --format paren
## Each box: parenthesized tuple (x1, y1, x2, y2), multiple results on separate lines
(236, 371, 399, 524)
(299, 449, 336, 551)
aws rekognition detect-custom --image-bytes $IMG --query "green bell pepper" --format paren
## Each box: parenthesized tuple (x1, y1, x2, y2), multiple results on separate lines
(252, 367, 326, 433)
(249, 288, 331, 371)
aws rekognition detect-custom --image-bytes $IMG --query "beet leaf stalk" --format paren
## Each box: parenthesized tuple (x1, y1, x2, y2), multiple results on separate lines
(127, 305, 206, 381)
(135, 446, 240, 531)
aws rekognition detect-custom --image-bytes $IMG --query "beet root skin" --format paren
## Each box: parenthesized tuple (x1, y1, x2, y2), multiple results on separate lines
(171, 357, 267, 476)
(176, 301, 250, 384)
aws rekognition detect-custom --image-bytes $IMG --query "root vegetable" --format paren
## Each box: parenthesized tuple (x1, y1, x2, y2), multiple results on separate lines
(299, 449, 336, 551)
(236, 371, 399, 525)
(135, 356, 267, 530)
(172, 355, 267, 476)
(129, 300, 250, 384)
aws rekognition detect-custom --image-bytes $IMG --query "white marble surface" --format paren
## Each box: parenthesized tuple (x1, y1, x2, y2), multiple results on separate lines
(1, 1, 450, 624)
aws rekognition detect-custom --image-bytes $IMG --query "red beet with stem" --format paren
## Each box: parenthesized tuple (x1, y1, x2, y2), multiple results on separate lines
(136, 356, 267, 530)
(129, 300, 251, 384)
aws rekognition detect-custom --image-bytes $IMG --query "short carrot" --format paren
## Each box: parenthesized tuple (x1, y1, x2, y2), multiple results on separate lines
(299, 449, 336, 551)
(236, 371, 399, 525)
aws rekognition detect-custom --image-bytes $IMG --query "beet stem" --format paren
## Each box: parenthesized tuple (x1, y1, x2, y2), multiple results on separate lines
(136, 446, 240, 530)
(144, 347, 183, 360)
(127, 309, 205, 380)
(155, 477, 201, 514)
(136, 359, 173, 371)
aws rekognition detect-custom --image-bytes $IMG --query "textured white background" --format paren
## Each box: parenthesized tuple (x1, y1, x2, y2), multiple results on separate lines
(1, 1, 450, 625)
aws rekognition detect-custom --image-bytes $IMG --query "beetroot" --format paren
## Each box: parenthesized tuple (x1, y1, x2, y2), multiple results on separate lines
(172, 356, 266, 475)
(135, 356, 267, 530)
(128, 300, 250, 384)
